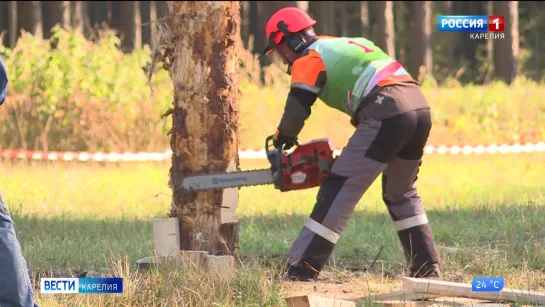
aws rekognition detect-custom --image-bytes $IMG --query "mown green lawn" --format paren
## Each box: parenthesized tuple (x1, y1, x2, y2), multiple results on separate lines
(1, 152, 544, 306)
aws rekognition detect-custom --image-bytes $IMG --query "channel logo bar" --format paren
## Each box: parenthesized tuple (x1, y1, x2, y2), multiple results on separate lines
(40, 278, 123, 294)
(437, 15, 505, 32)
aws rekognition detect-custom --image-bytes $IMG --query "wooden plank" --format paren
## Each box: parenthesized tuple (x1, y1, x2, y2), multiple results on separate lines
(152, 217, 180, 257)
(376, 300, 449, 307)
(285, 295, 356, 307)
(376, 299, 511, 307)
(372, 291, 511, 306)
(372, 290, 439, 301)
(403, 277, 545, 305)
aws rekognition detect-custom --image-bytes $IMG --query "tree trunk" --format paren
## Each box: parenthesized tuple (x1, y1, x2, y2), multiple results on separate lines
(167, 1, 241, 256)
(409, 1, 433, 82)
(88, 1, 111, 29)
(444, 1, 456, 70)
(360, 1, 369, 38)
(308, 1, 323, 33)
(120, 1, 142, 52)
(8, 1, 17, 47)
(42, 1, 71, 38)
(296, 1, 308, 11)
(308, 1, 335, 35)
(342, 1, 363, 37)
(484, 1, 494, 82)
(240, 1, 250, 49)
(0, 2, 8, 46)
(335, 2, 348, 36)
(156, 0, 169, 18)
(17, 1, 43, 39)
(111, 1, 123, 36)
(372, 1, 395, 58)
(248, 1, 278, 80)
(71, 1, 90, 36)
(150, 1, 159, 45)
(457, 1, 486, 82)
(493, 1, 519, 84)
(140, 1, 151, 47)
(248, 1, 261, 54)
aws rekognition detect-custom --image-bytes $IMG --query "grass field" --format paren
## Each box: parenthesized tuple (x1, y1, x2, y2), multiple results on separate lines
(1, 152, 545, 306)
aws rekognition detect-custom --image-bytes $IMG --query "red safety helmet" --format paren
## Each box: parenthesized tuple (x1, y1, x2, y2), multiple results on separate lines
(263, 7, 317, 55)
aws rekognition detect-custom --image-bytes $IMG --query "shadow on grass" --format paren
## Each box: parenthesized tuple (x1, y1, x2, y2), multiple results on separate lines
(10, 202, 545, 279)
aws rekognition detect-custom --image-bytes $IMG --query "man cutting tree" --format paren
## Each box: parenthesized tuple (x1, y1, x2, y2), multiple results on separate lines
(262, 7, 442, 281)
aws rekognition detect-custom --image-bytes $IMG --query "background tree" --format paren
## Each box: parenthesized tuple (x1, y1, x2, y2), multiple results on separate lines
(409, 1, 433, 82)
(17, 1, 43, 39)
(119, 1, 142, 51)
(369, 1, 395, 58)
(493, 1, 519, 85)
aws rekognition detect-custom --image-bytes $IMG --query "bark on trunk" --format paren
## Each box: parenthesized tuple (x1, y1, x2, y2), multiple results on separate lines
(372, 1, 395, 58)
(409, 1, 433, 82)
(167, 1, 241, 256)
(493, 1, 519, 84)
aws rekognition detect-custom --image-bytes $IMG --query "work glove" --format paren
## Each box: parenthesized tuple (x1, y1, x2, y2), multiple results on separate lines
(273, 129, 298, 150)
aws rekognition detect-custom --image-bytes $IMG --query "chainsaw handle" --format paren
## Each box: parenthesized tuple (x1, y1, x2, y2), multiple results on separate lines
(265, 134, 298, 151)
(265, 134, 289, 156)
(265, 135, 285, 190)
(265, 135, 276, 155)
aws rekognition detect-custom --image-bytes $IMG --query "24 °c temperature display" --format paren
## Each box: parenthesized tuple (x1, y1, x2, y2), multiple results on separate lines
(472, 277, 504, 292)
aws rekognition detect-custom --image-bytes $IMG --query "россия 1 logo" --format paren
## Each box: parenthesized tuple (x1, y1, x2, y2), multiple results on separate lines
(437, 15, 505, 40)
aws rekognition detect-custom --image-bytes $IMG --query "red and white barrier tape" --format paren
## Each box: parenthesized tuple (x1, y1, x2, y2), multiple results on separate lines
(0, 142, 544, 162)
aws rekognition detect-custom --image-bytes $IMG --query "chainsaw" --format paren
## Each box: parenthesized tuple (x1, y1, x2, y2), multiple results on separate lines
(182, 135, 337, 192)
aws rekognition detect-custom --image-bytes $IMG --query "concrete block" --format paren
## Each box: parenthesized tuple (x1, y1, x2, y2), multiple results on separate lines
(205, 255, 236, 280)
(153, 217, 180, 257)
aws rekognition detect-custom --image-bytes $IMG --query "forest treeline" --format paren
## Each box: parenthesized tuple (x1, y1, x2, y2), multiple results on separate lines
(1, 1, 544, 86)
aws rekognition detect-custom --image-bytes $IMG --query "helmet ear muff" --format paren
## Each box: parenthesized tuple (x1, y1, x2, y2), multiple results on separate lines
(277, 20, 308, 54)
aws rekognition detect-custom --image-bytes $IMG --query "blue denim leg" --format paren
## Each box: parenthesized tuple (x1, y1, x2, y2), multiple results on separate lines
(0, 191, 38, 307)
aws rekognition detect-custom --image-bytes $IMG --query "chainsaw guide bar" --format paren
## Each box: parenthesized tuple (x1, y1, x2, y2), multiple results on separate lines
(181, 169, 275, 191)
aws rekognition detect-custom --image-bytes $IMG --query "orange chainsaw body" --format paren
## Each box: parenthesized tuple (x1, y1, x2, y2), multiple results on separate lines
(268, 138, 337, 191)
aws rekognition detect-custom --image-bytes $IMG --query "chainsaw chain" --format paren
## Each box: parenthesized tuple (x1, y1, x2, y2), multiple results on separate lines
(183, 168, 274, 191)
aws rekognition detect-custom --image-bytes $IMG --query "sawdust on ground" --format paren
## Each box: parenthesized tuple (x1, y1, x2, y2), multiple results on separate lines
(280, 273, 404, 300)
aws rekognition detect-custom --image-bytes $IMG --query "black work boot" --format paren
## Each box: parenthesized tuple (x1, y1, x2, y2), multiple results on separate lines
(397, 223, 442, 279)
(279, 262, 318, 282)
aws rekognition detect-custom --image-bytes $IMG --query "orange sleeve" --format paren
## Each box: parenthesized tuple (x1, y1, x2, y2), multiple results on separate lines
(290, 49, 326, 94)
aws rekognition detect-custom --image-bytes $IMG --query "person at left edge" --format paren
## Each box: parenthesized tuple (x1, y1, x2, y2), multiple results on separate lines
(0, 55, 40, 307)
